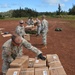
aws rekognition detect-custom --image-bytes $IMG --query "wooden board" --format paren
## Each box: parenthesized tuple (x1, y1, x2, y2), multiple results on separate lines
(2, 34, 12, 37)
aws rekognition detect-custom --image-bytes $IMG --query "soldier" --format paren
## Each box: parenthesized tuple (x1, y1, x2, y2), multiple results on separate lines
(2, 34, 46, 75)
(15, 20, 26, 38)
(26, 17, 34, 25)
(26, 17, 30, 25)
(35, 18, 41, 36)
(41, 15, 48, 49)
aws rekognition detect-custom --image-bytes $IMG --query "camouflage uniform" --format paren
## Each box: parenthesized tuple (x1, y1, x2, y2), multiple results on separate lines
(41, 19, 48, 45)
(2, 38, 42, 73)
(36, 19, 41, 35)
(27, 19, 30, 25)
(15, 25, 26, 37)
(27, 19, 34, 25)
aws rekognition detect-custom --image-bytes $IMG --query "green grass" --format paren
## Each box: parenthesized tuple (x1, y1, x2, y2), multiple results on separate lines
(0, 17, 28, 20)
(63, 16, 75, 20)
(53, 15, 75, 20)
(38, 15, 75, 20)
(1, 15, 75, 20)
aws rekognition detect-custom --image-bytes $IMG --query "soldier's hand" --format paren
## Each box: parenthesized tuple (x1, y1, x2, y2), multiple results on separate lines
(11, 54, 17, 59)
(38, 53, 46, 60)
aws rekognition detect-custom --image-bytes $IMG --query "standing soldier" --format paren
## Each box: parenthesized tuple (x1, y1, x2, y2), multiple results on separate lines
(41, 15, 48, 49)
(15, 20, 26, 38)
(2, 34, 46, 75)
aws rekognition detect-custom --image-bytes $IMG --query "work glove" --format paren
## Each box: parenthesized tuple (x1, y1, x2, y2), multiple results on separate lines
(38, 53, 46, 60)
(11, 53, 17, 59)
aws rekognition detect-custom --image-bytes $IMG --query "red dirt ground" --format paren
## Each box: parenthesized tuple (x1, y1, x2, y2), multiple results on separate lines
(0, 18, 75, 75)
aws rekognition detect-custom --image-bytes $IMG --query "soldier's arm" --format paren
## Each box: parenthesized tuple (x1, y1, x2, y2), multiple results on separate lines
(2, 46, 14, 63)
(32, 21, 34, 25)
(16, 26, 21, 33)
(2, 46, 11, 56)
(27, 20, 30, 25)
(41, 21, 45, 29)
(23, 26, 26, 34)
(22, 38, 42, 56)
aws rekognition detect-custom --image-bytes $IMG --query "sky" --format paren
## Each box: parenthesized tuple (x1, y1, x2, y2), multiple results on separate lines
(0, 0, 75, 12)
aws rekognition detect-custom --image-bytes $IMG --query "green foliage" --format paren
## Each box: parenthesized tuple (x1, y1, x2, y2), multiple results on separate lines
(1, 4, 75, 19)
(0, 14, 2, 17)
(0, 10, 13, 19)
(0, 14, 5, 19)
(25, 30, 37, 34)
(69, 5, 75, 15)
(56, 4, 61, 15)
(12, 7, 38, 18)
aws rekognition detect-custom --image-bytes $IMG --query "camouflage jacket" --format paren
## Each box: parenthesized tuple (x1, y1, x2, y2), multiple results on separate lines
(41, 19, 48, 33)
(2, 38, 42, 60)
(15, 25, 26, 37)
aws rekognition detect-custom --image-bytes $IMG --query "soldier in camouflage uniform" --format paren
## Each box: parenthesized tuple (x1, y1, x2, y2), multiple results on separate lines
(2, 34, 45, 75)
(41, 15, 48, 49)
(35, 18, 41, 36)
(15, 20, 26, 38)
(27, 17, 34, 25)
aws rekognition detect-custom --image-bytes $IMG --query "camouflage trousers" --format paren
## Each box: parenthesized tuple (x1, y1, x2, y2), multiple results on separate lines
(42, 32, 47, 45)
(2, 57, 14, 73)
(37, 25, 41, 35)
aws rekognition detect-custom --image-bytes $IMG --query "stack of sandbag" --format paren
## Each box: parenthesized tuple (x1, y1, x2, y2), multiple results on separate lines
(25, 25, 37, 34)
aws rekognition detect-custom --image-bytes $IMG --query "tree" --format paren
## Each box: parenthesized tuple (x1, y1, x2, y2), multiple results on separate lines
(0, 14, 4, 19)
(56, 4, 61, 15)
(68, 5, 75, 15)
(12, 7, 38, 17)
